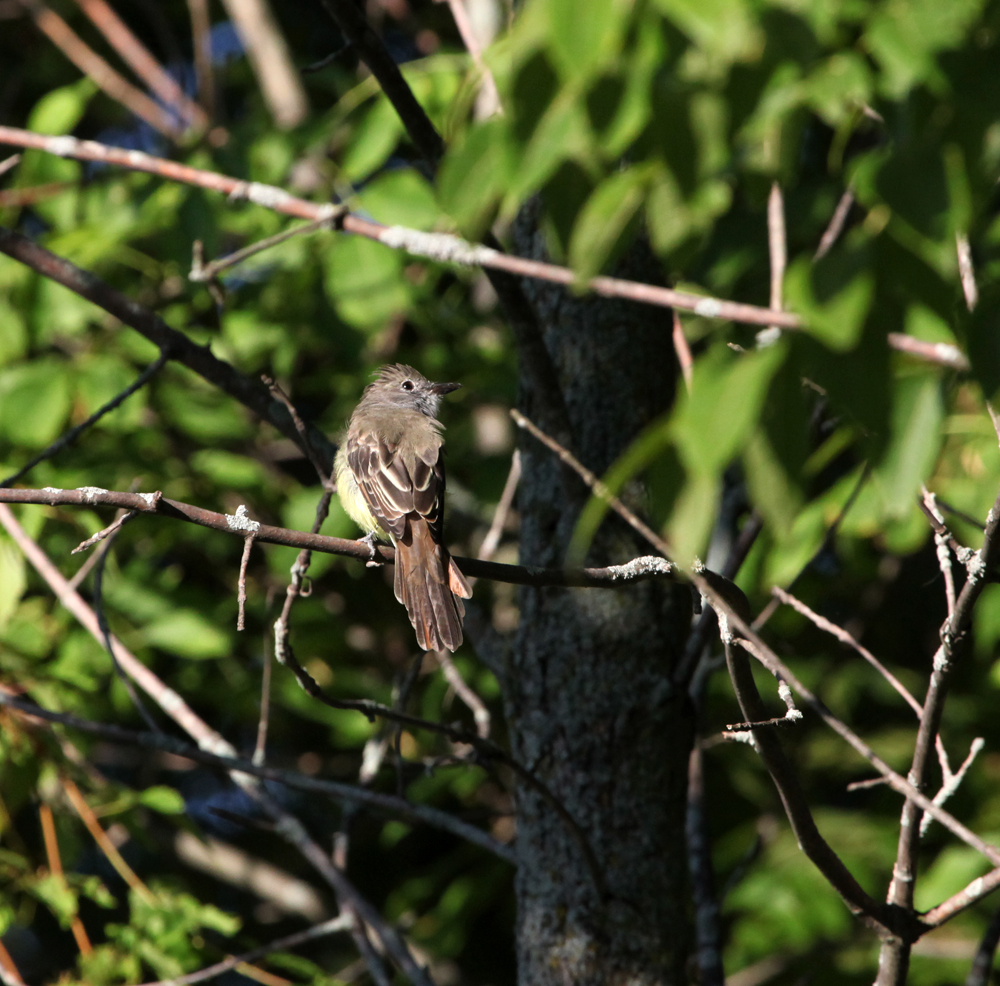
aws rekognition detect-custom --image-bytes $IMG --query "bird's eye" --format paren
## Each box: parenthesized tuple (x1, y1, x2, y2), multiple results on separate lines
(401, 380, 414, 391)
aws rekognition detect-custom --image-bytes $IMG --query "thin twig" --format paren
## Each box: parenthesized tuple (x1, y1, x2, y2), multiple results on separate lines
(138, 914, 354, 986)
(956, 232, 978, 313)
(90, 511, 161, 733)
(476, 449, 520, 566)
(438, 650, 490, 738)
(0, 224, 337, 471)
(965, 900, 1000, 986)
(39, 803, 92, 954)
(771, 586, 922, 716)
(186, 0, 215, 121)
(920, 737, 985, 838)
(237, 534, 255, 631)
(72, 0, 208, 130)
(511, 408, 673, 558)
(0, 153, 21, 177)
(672, 311, 693, 392)
(887, 333, 970, 371)
(72, 505, 144, 553)
(441, 0, 500, 116)
(216, 0, 307, 129)
(1, 351, 169, 488)
(815, 188, 854, 261)
(190, 213, 345, 285)
(253, 632, 273, 767)
(261, 375, 335, 488)
(757, 181, 785, 347)
(61, 775, 155, 903)
(3, 693, 516, 863)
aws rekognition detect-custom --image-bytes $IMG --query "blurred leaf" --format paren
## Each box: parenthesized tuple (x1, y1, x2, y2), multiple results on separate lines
(324, 235, 410, 330)
(0, 357, 71, 447)
(653, 0, 764, 63)
(874, 373, 944, 516)
(673, 342, 787, 475)
(26, 78, 97, 135)
(545, 0, 630, 79)
(438, 118, 514, 237)
(743, 428, 803, 534)
(568, 165, 649, 278)
(141, 610, 231, 660)
(785, 248, 874, 352)
(0, 535, 26, 631)
(137, 786, 185, 815)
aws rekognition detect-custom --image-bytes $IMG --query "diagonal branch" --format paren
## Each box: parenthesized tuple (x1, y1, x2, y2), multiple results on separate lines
(0, 128, 802, 330)
(0, 223, 336, 471)
(0, 691, 516, 863)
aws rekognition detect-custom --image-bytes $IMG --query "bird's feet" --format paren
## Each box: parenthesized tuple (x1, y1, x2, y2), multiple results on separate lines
(359, 531, 383, 567)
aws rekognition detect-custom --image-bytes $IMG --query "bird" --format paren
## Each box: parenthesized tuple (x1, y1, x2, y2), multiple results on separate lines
(334, 364, 472, 652)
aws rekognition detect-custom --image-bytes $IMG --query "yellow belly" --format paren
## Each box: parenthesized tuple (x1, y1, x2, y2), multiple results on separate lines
(334, 444, 391, 541)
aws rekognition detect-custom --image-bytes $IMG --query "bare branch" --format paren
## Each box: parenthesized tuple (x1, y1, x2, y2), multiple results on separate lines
(217, 0, 307, 129)
(437, 650, 491, 738)
(0, 128, 803, 330)
(672, 311, 693, 392)
(0, 485, 677, 589)
(511, 408, 673, 558)
(956, 232, 978, 312)
(72, 0, 208, 131)
(1, 692, 516, 865)
(771, 586, 922, 717)
(15, 0, 185, 138)
(887, 333, 970, 371)
(476, 449, 520, 566)
(757, 180, 785, 347)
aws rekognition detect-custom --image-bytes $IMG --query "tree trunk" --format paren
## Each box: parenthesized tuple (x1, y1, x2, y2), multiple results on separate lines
(504, 210, 694, 985)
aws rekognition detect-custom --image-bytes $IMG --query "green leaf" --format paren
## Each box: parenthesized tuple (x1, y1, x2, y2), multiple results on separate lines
(142, 610, 231, 660)
(673, 342, 787, 476)
(27, 78, 97, 135)
(437, 118, 514, 237)
(507, 96, 595, 206)
(652, 0, 764, 63)
(340, 96, 405, 182)
(568, 166, 649, 279)
(138, 786, 185, 815)
(668, 471, 718, 568)
(0, 535, 26, 631)
(874, 373, 944, 516)
(743, 429, 803, 534)
(784, 251, 874, 352)
(324, 235, 410, 330)
(568, 410, 675, 565)
(545, 0, 630, 80)
(358, 168, 440, 231)
(0, 357, 71, 447)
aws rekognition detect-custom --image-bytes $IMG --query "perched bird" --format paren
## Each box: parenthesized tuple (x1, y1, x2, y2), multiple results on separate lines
(335, 364, 472, 652)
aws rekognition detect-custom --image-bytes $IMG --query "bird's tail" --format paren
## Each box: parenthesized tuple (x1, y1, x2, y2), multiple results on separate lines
(394, 519, 472, 652)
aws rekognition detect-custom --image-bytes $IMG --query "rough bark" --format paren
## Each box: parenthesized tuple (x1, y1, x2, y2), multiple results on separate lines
(505, 206, 694, 986)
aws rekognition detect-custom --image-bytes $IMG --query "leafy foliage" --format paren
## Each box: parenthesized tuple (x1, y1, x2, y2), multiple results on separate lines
(1, 0, 1000, 983)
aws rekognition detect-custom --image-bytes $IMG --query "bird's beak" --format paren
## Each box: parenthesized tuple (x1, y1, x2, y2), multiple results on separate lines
(430, 381, 462, 396)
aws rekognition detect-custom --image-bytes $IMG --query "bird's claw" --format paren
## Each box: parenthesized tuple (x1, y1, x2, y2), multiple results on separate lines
(359, 531, 383, 567)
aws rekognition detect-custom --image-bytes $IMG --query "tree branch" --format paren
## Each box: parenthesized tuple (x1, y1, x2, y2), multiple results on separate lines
(0, 224, 336, 471)
(0, 128, 802, 330)
(0, 485, 677, 588)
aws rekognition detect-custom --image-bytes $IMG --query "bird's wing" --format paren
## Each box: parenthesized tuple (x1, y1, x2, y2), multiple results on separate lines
(347, 428, 445, 543)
